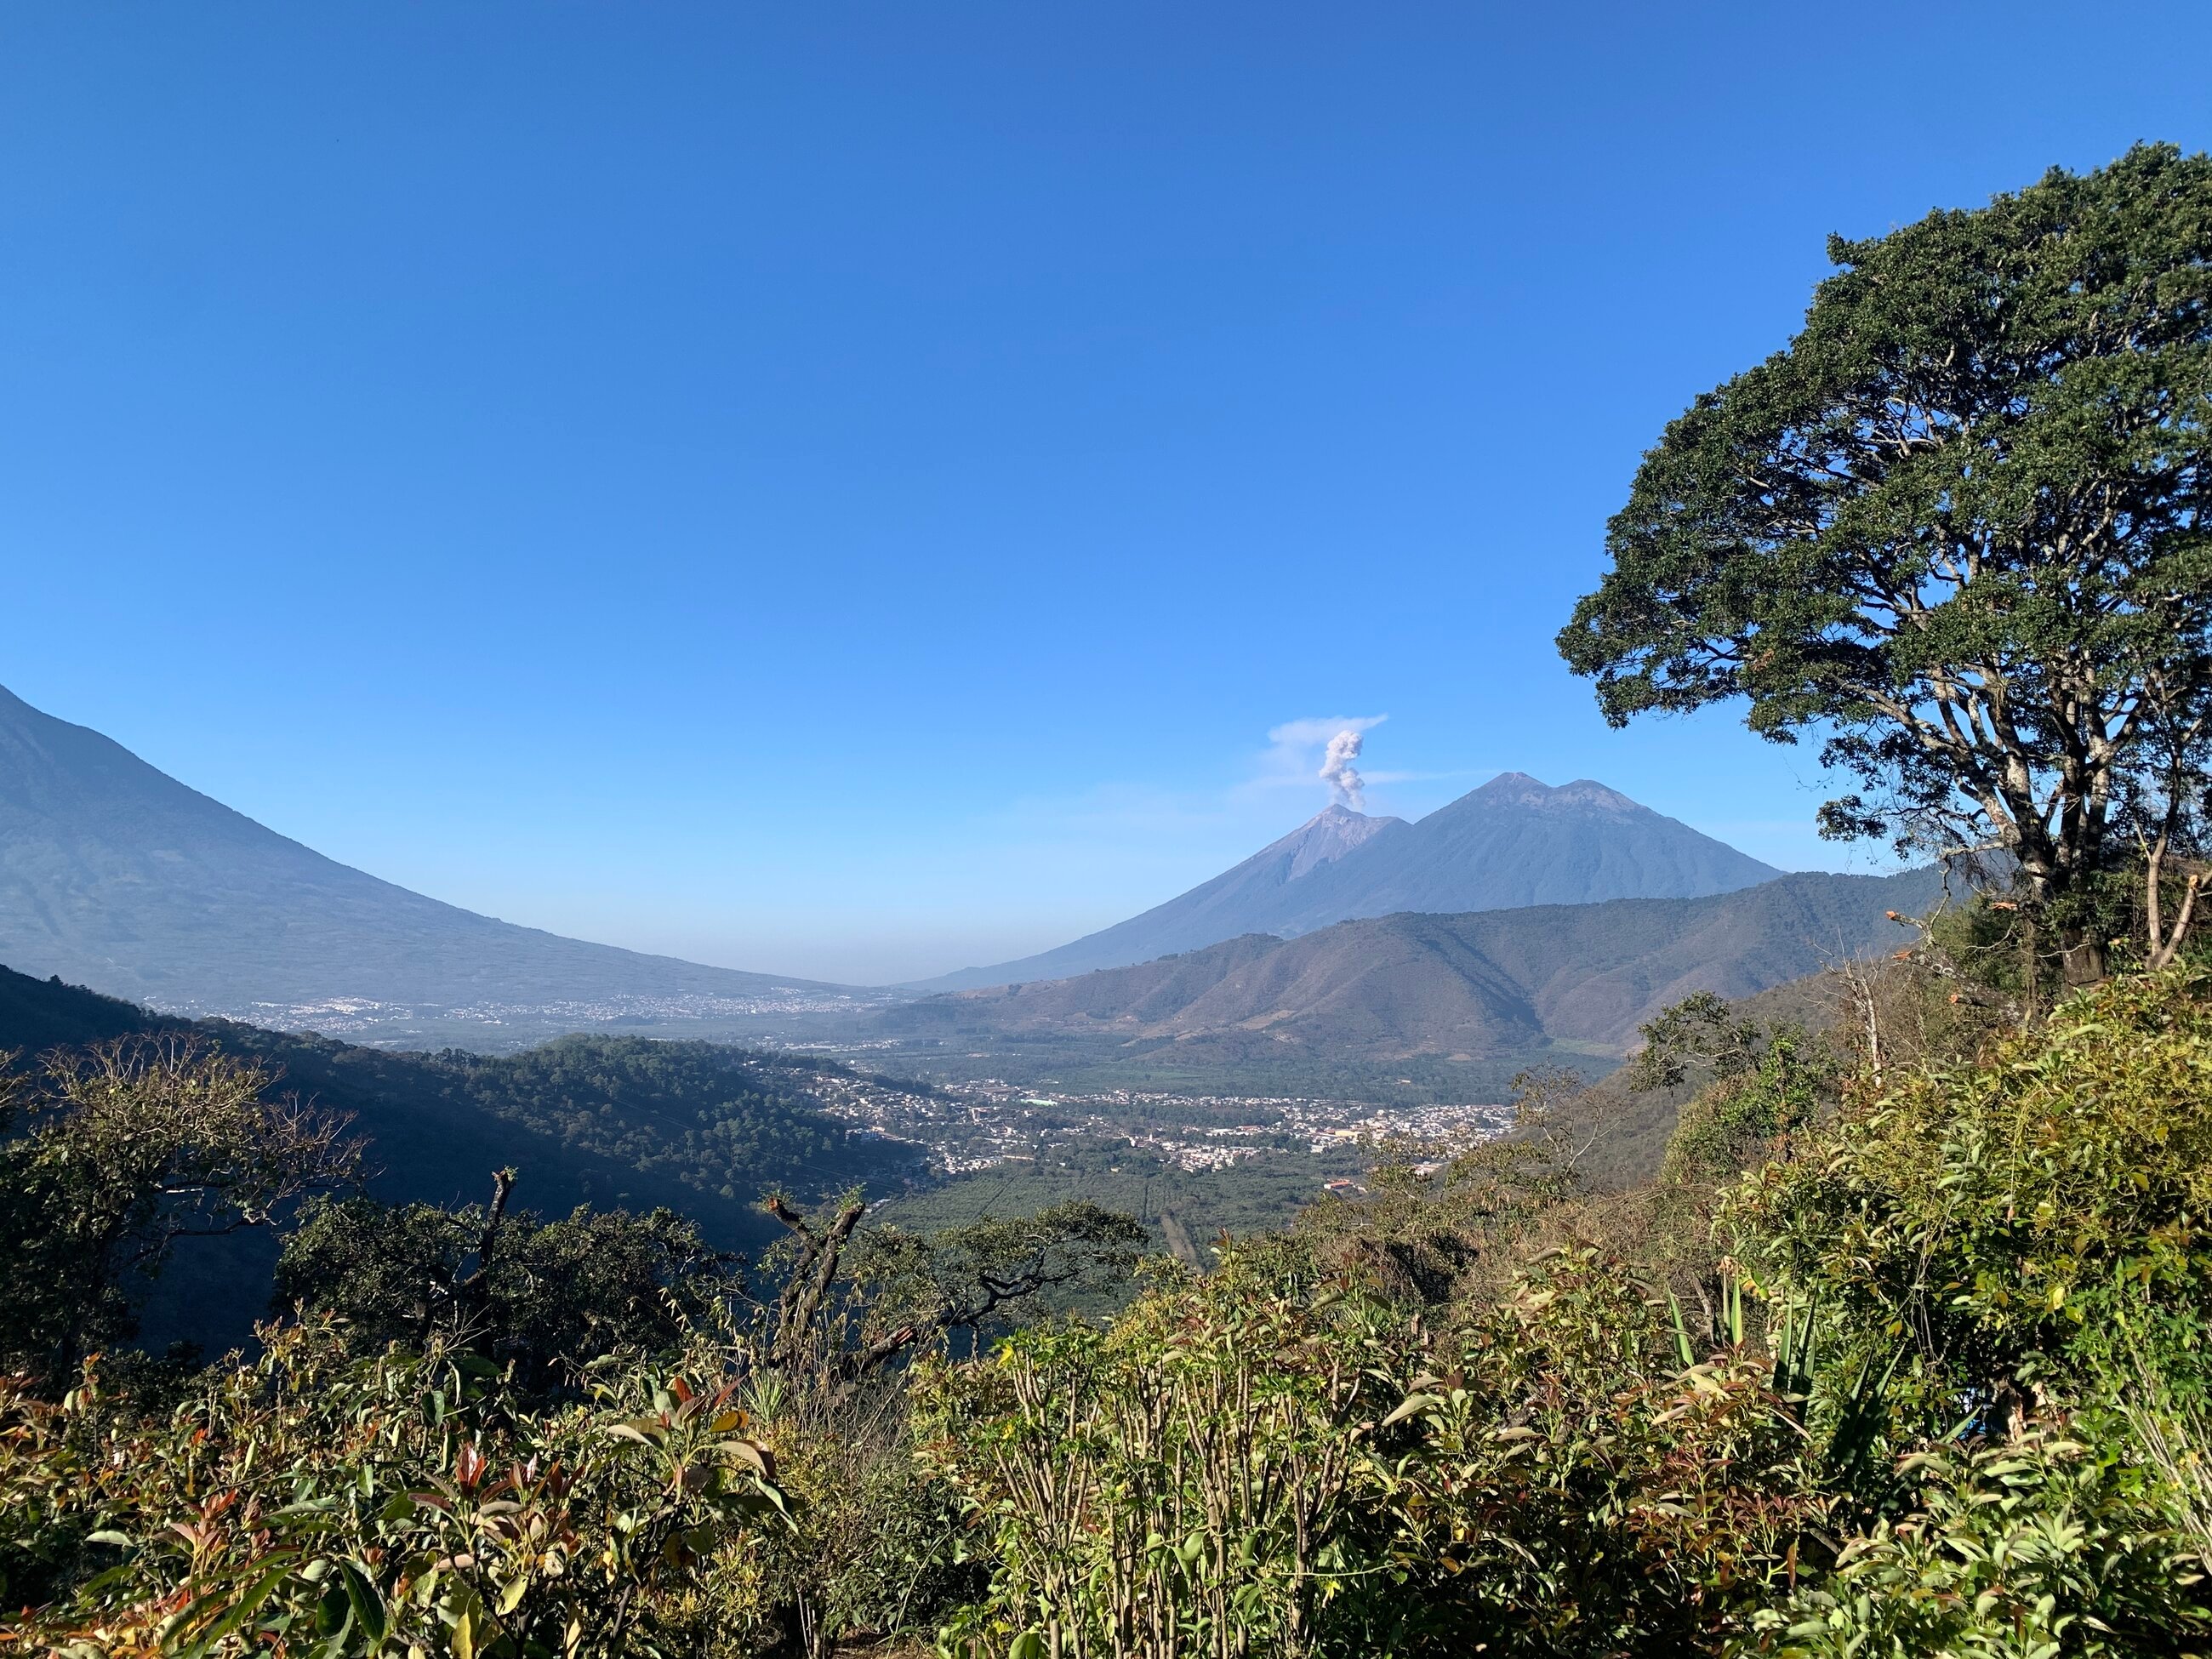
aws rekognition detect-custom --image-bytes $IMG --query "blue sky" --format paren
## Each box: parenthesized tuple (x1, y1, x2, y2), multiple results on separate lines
(3, 3, 2208, 983)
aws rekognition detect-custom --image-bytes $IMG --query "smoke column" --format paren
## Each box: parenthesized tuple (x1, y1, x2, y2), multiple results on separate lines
(1319, 729, 1366, 810)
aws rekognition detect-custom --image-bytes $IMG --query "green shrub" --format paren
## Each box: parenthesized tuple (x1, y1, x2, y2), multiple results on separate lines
(1726, 968, 2212, 1448)
(1736, 1430, 2209, 1656)
(1372, 1245, 1827, 1656)
(0, 1320, 790, 1657)
(920, 1246, 1427, 1659)
(924, 1243, 1830, 1657)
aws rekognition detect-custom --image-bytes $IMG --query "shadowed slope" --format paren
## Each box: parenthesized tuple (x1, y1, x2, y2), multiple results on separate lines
(0, 962, 923, 1352)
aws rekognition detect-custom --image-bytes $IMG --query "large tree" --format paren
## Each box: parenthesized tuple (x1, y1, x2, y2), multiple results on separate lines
(274, 1174, 744, 1389)
(0, 1038, 360, 1377)
(761, 1192, 1144, 1383)
(1559, 144, 2212, 974)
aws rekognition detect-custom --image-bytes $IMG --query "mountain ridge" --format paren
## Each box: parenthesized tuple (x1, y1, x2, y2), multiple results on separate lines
(881, 865, 1941, 1063)
(916, 772, 1783, 991)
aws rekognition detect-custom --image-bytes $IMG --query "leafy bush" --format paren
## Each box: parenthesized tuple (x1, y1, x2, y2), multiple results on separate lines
(1375, 1246, 1825, 1656)
(0, 1321, 790, 1657)
(924, 1242, 1830, 1657)
(920, 1245, 1428, 1659)
(1727, 968, 2212, 1440)
(1738, 1432, 2208, 1657)
(0, 1039, 357, 1381)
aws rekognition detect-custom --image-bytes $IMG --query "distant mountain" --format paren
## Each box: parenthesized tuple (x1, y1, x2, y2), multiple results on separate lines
(1268, 772, 1783, 933)
(918, 772, 1782, 990)
(0, 684, 859, 1028)
(880, 866, 1941, 1063)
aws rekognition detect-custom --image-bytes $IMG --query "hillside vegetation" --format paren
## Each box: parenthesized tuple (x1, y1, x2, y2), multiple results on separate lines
(0, 965, 916, 1211)
(8, 940, 2212, 1655)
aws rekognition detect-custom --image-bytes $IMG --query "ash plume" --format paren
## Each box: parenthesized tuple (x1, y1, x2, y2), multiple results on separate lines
(1320, 728, 1367, 810)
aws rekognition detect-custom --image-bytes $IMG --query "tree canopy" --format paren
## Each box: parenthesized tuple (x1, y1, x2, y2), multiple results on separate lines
(1559, 144, 2212, 964)
(274, 1178, 743, 1391)
(0, 1038, 359, 1378)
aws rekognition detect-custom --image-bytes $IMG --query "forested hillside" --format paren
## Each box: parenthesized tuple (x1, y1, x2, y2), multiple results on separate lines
(0, 963, 923, 1351)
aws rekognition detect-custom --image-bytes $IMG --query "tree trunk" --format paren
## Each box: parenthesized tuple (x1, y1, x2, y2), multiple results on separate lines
(2061, 936, 2107, 987)
(2011, 838, 2108, 992)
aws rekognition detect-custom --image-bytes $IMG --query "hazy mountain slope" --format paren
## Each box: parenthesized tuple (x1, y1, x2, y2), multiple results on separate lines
(916, 805, 1406, 992)
(878, 867, 1941, 1063)
(0, 685, 846, 1018)
(1140, 918, 1545, 1054)
(919, 774, 1782, 991)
